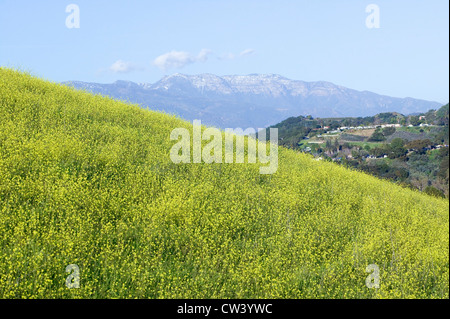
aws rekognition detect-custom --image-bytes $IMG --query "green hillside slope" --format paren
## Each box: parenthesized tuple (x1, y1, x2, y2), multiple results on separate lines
(0, 68, 448, 299)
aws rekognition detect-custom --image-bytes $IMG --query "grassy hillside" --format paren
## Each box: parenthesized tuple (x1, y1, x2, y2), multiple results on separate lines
(0, 68, 448, 299)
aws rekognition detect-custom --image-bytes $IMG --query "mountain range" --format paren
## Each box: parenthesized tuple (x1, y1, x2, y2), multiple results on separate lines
(64, 74, 442, 129)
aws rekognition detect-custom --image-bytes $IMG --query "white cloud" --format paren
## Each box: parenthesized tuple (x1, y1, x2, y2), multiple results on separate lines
(152, 48, 255, 70)
(197, 49, 212, 62)
(218, 49, 255, 60)
(109, 60, 138, 73)
(239, 48, 255, 56)
(153, 49, 212, 71)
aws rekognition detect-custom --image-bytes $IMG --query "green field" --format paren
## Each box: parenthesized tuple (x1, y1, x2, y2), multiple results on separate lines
(397, 126, 431, 134)
(0, 68, 448, 299)
(346, 142, 384, 149)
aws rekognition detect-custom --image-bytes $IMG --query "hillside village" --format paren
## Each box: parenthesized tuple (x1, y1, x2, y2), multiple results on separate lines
(273, 105, 449, 198)
(308, 123, 448, 159)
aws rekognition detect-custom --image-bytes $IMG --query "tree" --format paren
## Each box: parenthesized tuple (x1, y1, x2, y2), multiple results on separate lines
(387, 138, 407, 159)
(391, 138, 405, 148)
(400, 118, 406, 126)
(368, 128, 386, 142)
(352, 149, 361, 159)
(435, 104, 449, 125)
(438, 155, 449, 180)
(409, 115, 420, 126)
(329, 121, 340, 130)
(382, 126, 396, 137)
(371, 147, 388, 157)
(405, 139, 432, 154)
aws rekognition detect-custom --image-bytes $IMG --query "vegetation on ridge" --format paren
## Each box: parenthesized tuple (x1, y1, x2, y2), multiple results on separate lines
(272, 107, 449, 197)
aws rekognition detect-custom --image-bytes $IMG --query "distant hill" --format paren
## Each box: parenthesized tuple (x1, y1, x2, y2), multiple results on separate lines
(64, 73, 442, 129)
(422, 103, 449, 126)
(1, 68, 448, 298)
(271, 105, 449, 144)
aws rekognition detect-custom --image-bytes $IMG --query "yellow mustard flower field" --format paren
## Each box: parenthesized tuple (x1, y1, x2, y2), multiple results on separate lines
(0, 68, 448, 298)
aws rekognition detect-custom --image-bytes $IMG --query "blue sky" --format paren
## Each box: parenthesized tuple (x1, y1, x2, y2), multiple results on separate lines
(0, 0, 448, 103)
